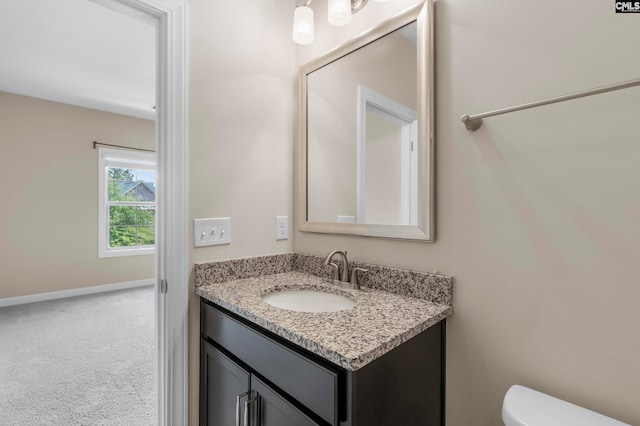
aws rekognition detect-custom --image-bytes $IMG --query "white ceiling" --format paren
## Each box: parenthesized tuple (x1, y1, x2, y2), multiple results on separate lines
(0, 0, 156, 120)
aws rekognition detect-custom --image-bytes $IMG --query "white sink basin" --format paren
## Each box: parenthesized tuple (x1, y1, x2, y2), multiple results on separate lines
(262, 289, 356, 313)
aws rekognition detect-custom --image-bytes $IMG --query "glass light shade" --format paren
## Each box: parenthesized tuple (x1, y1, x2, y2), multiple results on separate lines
(328, 0, 352, 26)
(372, 0, 391, 2)
(292, 6, 314, 45)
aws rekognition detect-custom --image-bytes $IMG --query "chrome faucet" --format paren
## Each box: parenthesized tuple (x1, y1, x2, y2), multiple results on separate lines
(323, 250, 368, 289)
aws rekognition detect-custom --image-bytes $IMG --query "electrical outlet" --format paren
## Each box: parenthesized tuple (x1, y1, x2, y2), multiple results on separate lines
(193, 217, 231, 247)
(275, 216, 288, 240)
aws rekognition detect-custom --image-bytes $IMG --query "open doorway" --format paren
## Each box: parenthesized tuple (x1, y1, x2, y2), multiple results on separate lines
(356, 85, 418, 225)
(0, 0, 187, 424)
(0, 0, 157, 423)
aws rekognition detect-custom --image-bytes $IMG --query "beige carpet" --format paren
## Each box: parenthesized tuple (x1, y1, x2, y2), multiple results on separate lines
(0, 286, 155, 425)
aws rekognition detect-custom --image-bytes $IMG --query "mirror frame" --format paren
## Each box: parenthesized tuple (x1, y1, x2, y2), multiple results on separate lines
(298, 0, 434, 241)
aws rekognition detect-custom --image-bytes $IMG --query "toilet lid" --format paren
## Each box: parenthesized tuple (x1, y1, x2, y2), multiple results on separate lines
(502, 385, 630, 426)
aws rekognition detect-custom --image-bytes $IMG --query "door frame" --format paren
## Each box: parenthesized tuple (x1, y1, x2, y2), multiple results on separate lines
(356, 85, 417, 225)
(92, 0, 189, 424)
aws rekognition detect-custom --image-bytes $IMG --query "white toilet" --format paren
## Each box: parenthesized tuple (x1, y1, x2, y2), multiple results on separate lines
(502, 385, 631, 426)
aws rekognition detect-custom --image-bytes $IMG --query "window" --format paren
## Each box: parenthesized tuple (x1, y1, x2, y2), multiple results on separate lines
(98, 147, 156, 258)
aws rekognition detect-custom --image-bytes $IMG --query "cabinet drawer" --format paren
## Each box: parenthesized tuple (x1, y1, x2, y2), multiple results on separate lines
(201, 301, 340, 426)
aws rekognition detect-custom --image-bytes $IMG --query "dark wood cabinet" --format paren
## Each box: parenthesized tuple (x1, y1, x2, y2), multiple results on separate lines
(200, 340, 319, 426)
(200, 299, 445, 426)
(200, 341, 250, 426)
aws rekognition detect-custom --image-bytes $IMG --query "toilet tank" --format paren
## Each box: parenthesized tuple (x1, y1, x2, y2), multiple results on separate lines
(502, 385, 630, 426)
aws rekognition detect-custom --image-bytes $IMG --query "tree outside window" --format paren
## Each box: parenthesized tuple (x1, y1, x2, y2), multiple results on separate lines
(107, 167, 156, 249)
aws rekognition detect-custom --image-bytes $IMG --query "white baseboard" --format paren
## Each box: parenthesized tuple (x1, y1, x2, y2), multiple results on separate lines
(0, 278, 155, 308)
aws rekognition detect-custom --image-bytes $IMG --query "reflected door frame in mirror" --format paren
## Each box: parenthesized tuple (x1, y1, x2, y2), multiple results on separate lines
(356, 84, 418, 226)
(298, 0, 434, 241)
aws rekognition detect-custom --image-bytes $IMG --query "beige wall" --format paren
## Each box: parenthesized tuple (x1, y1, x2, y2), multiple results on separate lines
(0, 92, 155, 299)
(295, 0, 640, 425)
(187, 0, 296, 422)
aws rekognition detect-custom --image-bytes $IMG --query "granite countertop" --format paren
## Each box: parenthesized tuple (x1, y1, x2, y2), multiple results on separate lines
(196, 271, 452, 371)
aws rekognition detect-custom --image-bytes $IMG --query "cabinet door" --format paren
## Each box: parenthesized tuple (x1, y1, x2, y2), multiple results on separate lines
(200, 341, 250, 426)
(252, 376, 320, 426)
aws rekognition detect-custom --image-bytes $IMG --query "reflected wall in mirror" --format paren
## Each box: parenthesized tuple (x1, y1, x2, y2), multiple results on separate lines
(298, 1, 434, 241)
(308, 23, 417, 226)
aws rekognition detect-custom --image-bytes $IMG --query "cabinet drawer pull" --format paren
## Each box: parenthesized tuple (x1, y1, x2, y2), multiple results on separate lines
(236, 391, 249, 426)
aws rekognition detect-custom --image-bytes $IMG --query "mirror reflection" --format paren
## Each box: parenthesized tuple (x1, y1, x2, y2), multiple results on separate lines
(307, 22, 417, 226)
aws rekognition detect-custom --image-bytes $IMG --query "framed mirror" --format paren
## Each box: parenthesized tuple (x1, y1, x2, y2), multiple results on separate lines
(298, 0, 434, 241)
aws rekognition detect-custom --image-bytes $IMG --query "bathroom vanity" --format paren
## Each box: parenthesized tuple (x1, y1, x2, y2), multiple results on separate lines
(200, 298, 444, 426)
(196, 258, 453, 426)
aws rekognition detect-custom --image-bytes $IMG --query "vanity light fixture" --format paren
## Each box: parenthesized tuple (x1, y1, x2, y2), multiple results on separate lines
(292, 1, 315, 45)
(293, 0, 393, 44)
(328, 0, 352, 26)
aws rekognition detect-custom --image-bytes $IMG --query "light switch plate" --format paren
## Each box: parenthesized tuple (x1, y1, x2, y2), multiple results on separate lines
(275, 216, 288, 240)
(193, 217, 231, 247)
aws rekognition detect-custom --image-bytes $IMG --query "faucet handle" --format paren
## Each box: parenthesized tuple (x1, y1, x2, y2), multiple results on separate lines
(349, 267, 368, 287)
